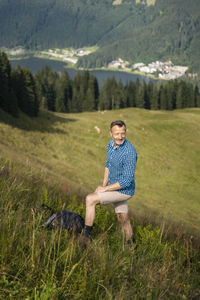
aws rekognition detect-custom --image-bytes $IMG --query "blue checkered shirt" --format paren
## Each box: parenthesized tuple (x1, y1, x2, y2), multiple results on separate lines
(105, 139, 137, 196)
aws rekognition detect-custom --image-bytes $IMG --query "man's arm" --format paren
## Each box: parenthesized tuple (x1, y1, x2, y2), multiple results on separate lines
(102, 167, 109, 187)
(96, 167, 122, 192)
(103, 182, 122, 191)
(95, 180, 122, 193)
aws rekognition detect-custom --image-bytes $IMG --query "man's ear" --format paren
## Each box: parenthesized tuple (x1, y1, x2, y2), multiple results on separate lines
(109, 130, 112, 137)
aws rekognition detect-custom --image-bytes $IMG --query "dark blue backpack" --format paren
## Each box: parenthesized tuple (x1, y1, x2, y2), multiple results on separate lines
(42, 204, 84, 234)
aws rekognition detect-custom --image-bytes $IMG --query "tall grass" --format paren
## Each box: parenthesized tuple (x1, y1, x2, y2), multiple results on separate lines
(0, 160, 200, 299)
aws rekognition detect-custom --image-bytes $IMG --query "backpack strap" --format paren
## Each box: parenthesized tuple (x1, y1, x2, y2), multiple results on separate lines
(42, 213, 56, 227)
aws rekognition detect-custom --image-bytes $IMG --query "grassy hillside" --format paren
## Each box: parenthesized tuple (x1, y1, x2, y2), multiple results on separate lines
(1, 107, 200, 299)
(1, 159, 200, 299)
(0, 107, 200, 234)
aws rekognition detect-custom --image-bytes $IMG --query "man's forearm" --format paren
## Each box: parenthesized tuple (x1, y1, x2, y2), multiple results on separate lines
(95, 181, 122, 193)
(104, 182, 122, 191)
(102, 167, 109, 187)
(95, 167, 122, 193)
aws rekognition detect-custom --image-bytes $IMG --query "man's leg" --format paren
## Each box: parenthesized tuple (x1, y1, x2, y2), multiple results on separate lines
(116, 213, 133, 241)
(83, 192, 100, 238)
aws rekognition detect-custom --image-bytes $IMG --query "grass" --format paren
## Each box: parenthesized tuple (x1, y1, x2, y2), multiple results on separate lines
(0, 160, 200, 299)
(0, 107, 200, 234)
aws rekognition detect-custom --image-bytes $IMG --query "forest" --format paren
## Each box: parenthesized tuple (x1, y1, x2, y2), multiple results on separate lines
(0, 52, 200, 118)
(0, 0, 200, 73)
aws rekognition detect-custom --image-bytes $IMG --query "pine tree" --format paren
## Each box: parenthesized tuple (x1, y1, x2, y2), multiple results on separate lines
(13, 66, 39, 117)
(0, 52, 10, 112)
(99, 80, 109, 110)
(150, 84, 159, 110)
(81, 70, 90, 96)
(147, 81, 154, 110)
(99, 77, 117, 110)
(0, 52, 18, 117)
(12, 66, 26, 112)
(176, 81, 194, 109)
(35, 66, 58, 111)
(55, 94, 66, 112)
(24, 69, 39, 117)
(88, 75, 99, 110)
(118, 80, 126, 108)
(71, 72, 82, 112)
(109, 77, 118, 110)
(82, 88, 95, 112)
(55, 70, 72, 112)
(159, 85, 168, 110)
(194, 85, 200, 107)
(135, 80, 145, 108)
(143, 81, 150, 109)
(45, 84, 56, 111)
(176, 83, 183, 109)
(125, 81, 136, 107)
(171, 80, 179, 110)
(81, 73, 99, 111)
(165, 81, 173, 110)
(197, 94, 200, 108)
(181, 81, 190, 108)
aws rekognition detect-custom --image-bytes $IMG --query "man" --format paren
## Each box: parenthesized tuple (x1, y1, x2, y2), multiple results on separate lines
(83, 120, 137, 243)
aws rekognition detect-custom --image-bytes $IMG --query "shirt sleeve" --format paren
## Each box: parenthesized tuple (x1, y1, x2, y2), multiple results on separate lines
(118, 149, 137, 189)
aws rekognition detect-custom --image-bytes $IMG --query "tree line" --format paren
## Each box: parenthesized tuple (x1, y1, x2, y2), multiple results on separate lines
(35, 65, 200, 113)
(0, 52, 200, 118)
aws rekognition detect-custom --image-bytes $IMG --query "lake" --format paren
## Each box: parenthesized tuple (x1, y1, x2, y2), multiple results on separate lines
(10, 57, 156, 86)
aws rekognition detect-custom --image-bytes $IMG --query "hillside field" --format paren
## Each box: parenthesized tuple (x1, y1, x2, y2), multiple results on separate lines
(0, 107, 200, 234)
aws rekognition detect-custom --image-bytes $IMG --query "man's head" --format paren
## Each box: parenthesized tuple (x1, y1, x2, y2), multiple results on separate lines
(110, 120, 126, 147)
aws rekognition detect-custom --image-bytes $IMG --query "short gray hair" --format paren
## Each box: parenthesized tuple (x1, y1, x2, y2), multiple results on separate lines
(110, 120, 126, 131)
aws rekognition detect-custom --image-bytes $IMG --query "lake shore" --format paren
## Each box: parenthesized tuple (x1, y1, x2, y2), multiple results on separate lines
(2, 45, 189, 80)
(10, 56, 157, 86)
(5, 48, 158, 80)
(87, 66, 158, 80)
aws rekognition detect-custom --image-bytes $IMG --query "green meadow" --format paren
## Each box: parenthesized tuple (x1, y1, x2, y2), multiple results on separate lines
(0, 107, 200, 299)
(0, 107, 200, 233)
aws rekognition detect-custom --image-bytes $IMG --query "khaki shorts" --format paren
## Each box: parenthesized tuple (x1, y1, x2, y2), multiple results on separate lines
(97, 191, 131, 214)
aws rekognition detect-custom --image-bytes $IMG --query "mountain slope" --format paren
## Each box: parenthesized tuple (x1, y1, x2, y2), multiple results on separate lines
(78, 0, 200, 71)
(0, 0, 200, 72)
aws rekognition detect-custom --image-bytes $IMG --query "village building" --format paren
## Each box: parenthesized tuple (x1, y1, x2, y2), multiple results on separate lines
(108, 58, 188, 80)
(108, 60, 122, 68)
(108, 58, 128, 69)
(133, 62, 145, 69)
(139, 66, 154, 73)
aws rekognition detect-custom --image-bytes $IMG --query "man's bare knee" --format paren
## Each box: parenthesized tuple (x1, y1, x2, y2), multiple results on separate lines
(86, 193, 100, 207)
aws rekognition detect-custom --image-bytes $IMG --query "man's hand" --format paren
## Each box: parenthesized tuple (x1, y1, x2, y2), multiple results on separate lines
(95, 186, 107, 193)
(95, 182, 122, 193)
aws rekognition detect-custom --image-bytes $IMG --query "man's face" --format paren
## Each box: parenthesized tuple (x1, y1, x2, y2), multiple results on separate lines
(110, 125, 126, 147)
